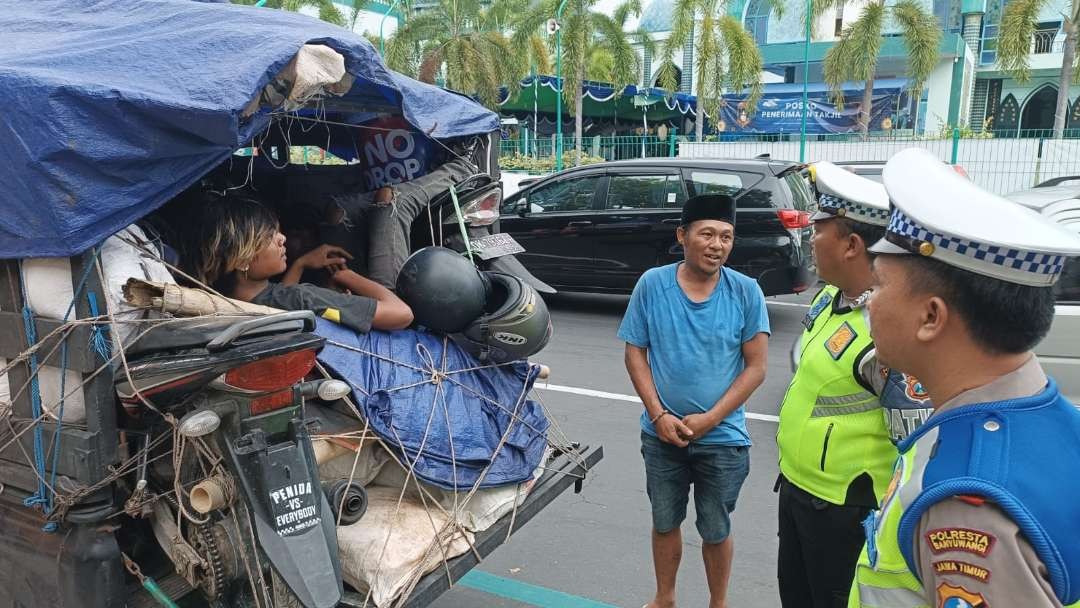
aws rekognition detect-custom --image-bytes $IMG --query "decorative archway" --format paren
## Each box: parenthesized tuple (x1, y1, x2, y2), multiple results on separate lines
(994, 93, 1020, 135)
(744, 0, 772, 45)
(1067, 96, 1080, 131)
(1020, 84, 1057, 133)
(652, 63, 681, 90)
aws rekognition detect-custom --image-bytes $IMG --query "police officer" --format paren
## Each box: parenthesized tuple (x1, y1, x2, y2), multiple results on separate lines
(849, 148, 1080, 607)
(777, 162, 932, 607)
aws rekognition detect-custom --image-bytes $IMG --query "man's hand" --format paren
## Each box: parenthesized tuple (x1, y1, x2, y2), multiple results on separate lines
(681, 413, 719, 440)
(299, 244, 353, 270)
(654, 413, 693, 447)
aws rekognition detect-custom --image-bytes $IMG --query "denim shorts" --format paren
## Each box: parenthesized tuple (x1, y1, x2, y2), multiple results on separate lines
(640, 431, 750, 544)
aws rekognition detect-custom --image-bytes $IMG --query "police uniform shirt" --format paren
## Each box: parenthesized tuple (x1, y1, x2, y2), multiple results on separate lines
(913, 356, 1059, 607)
(829, 292, 934, 444)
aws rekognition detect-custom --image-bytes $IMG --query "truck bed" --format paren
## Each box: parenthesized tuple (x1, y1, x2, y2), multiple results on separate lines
(128, 444, 603, 608)
(343, 444, 603, 608)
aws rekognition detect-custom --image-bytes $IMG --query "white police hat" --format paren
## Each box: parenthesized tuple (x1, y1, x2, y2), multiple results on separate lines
(808, 161, 890, 227)
(871, 148, 1080, 286)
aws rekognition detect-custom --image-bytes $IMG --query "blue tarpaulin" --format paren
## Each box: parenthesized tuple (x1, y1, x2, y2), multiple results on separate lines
(0, 0, 499, 260)
(313, 320, 550, 491)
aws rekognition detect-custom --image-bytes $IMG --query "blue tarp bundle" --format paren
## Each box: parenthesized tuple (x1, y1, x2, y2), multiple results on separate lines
(0, 0, 499, 260)
(313, 320, 550, 491)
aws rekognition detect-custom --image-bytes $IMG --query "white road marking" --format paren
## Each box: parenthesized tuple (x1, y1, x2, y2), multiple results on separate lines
(536, 383, 781, 423)
(766, 300, 810, 308)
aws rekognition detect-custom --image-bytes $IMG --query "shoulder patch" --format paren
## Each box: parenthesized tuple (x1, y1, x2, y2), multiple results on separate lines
(824, 321, 857, 360)
(933, 560, 991, 583)
(926, 528, 996, 557)
(903, 373, 930, 402)
(802, 291, 833, 330)
(937, 582, 989, 607)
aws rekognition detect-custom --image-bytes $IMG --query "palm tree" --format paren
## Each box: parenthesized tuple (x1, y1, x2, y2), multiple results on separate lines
(385, 0, 526, 109)
(231, 0, 347, 26)
(998, 0, 1080, 137)
(658, 0, 780, 142)
(513, 0, 645, 165)
(821, 0, 940, 136)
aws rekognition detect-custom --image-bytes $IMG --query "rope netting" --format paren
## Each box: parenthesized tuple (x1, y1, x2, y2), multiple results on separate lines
(0, 224, 591, 608)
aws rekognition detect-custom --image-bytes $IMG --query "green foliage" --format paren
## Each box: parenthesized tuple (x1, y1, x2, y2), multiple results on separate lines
(660, 0, 778, 138)
(934, 117, 995, 140)
(823, 0, 940, 134)
(387, 0, 528, 109)
(509, 0, 646, 165)
(499, 152, 605, 172)
(231, 0, 345, 26)
(824, 1, 884, 107)
(510, 0, 645, 113)
(998, 0, 1046, 83)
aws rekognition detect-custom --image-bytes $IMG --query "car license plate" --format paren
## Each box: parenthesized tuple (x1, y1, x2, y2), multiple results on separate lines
(469, 233, 524, 260)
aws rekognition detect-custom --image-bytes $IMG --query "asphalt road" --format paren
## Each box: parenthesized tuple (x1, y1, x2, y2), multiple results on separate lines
(428, 289, 816, 608)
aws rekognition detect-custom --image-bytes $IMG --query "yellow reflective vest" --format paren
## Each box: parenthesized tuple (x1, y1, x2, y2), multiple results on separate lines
(777, 286, 897, 505)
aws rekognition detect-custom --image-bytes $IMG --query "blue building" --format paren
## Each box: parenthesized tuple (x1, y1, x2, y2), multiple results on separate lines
(631, 0, 1079, 135)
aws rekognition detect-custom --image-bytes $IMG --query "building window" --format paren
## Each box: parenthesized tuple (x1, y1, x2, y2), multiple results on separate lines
(744, 0, 771, 46)
(933, 0, 962, 33)
(834, 3, 844, 37)
(1033, 21, 1061, 54)
(980, 0, 1007, 65)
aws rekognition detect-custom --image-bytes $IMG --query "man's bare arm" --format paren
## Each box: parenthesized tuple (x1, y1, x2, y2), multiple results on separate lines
(625, 343, 693, 446)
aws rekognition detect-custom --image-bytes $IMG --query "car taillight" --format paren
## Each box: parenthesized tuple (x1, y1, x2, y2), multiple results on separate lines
(224, 350, 316, 392)
(250, 389, 295, 415)
(461, 189, 502, 226)
(777, 209, 811, 230)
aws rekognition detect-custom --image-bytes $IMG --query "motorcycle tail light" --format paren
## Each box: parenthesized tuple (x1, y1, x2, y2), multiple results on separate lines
(249, 389, 295, 416)
(119, 373, 204, 405)
(777, 209, 811, 230)
(461, 189, 502, 226)
(225, 350, 316, 392)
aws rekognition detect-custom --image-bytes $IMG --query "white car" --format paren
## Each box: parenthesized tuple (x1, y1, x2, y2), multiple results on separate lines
(1006, 180, 1080, 401)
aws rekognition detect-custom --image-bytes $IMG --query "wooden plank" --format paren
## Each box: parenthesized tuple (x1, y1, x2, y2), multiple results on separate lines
(0, 423, 111, 488)
(338, 445, 604, 608)
(0, 313, 102, 374)
(68, 250, 119, 463)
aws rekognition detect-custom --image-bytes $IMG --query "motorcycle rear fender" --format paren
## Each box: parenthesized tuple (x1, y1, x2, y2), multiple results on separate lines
(221, 417, 343, 608)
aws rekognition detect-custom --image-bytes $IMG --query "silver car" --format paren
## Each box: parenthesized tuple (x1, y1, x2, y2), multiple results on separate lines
(1006, 179, 1080, 401)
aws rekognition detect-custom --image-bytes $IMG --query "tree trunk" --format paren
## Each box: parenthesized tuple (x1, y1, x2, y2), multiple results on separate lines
(1054, 18, 1078, 138)
(575, 63, 584, 166)
(695, 106, 704, 141)
(860, 75, 875, 137)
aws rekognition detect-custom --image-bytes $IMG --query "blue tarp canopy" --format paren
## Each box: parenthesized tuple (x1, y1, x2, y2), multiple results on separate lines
(0, 0, 500, 259)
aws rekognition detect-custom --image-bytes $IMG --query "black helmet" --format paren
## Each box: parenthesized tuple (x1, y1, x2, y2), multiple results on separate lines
(396, 246, 486, 333)
(453, 272, 552, 364)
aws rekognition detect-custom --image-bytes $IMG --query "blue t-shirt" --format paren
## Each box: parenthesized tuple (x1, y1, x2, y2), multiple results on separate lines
(617, 263, 770, 445)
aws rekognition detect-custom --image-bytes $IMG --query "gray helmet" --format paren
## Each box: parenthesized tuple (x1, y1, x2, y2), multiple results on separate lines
(452, 272, 552, 364)
(396, 246, 487, 333)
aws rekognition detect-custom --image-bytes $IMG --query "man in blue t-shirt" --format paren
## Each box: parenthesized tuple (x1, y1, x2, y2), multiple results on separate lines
(618, 193, 770, 608)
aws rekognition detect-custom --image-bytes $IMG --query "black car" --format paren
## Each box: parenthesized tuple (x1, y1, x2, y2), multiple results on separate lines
(499, 158, 816, 296)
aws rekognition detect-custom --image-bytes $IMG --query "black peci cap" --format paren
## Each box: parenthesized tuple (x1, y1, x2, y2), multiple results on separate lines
(681, 194, 736, 227)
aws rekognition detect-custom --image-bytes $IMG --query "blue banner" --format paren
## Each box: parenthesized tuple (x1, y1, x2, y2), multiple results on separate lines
(718, 84, 913, 135)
